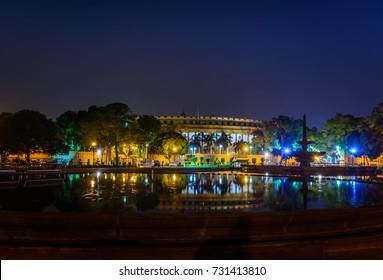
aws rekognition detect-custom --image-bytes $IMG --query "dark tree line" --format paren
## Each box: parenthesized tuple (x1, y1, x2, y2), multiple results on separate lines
(259, 102, 383, 163)
(1, 102, 383, 164)
(0, 110, 69, 163)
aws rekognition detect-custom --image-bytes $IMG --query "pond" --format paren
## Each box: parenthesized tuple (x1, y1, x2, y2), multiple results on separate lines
(0, 171, 382, 212)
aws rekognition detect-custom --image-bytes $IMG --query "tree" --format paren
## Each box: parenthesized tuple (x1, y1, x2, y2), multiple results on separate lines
(321, 114, 361, 162)
(233, 140, 249, 154)
(366, 102, 383, 159)
(189, 133, 202, 153)
(5, 110, 68, 161)
(199, 156, 204, 164)
(130, 115, 162, 157)
(56, 110, 87, 151)
(0, 112, 13, 163)
(136, 115, 162, 143)
(251, 129, 265, 154)
(263, 116, 302, 162)
(203, 133, 216, 154)
(79, 103, 135, 165)
(216, 132, 232, 153)
(342, 104, 383, 164)
(149, 132, 188, 162)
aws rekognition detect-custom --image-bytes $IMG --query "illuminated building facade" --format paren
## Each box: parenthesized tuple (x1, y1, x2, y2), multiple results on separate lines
(154, 114, 263, 154)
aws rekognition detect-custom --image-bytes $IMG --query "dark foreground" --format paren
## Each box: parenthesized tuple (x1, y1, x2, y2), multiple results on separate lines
(1, 206, 383, 260)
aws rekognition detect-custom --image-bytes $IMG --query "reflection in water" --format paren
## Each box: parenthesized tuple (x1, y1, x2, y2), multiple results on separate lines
(0, 172, 382, 213)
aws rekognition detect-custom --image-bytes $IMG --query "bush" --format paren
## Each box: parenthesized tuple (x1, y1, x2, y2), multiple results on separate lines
(192, 157, 198, 164)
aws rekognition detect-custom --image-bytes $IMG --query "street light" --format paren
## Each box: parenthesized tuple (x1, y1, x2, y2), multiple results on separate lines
(145, 143, 149, 163)
(91, 142, 96, 165)
(97, 149, 102, 165)
(219, 144, 223, 154)
(350, 148, 357, 166)
(283, 148, 290, 166)
(173, 147, 177, 162)
(244, 146, 249, 154)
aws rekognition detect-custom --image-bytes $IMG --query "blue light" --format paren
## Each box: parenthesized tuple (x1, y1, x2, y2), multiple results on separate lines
(350, 148, 357, 154)
(284, 148, 290, 154)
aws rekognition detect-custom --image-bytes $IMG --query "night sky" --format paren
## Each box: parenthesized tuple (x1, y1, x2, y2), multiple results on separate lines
(1, 0, 383, 129)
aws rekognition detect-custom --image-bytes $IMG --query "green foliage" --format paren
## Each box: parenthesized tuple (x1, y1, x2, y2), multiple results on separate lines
(366, 102, 383, 159)
(78, 103, 135, 165)
(216, 132, 232, 152)
(233, 140, 249, 154)
(148, 131, 188, 160)
(128, 115, 162, 158)
(321, 114, 360, 153)
(3, 101, 383, 164)
(189, 133, 201, 151)
(3, 110, 68, 161)
(135, 115, 162, 144)
(192, 156, 198, 164)
(56, 110, 86, 151)
(202, 133, 216, 153)
(263, 116, 302, 156)
(251, 129, 265, 154)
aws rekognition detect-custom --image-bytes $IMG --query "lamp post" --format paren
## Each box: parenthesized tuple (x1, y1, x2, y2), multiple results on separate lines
(97, 149, 102, 165)
(219, 144, 223, 154)
(173, 147, 177, 162)
(91, 142, 96, 165)
(145, 143, 149, 163)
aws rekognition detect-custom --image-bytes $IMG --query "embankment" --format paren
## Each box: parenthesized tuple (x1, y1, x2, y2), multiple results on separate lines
(1, 206, 383, 259)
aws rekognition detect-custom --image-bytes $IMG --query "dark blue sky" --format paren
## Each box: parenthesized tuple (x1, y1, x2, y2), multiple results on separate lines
(1, 0, 383, 129)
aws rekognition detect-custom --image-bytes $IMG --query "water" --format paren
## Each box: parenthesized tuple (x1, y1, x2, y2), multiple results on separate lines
(0, 172, 382, 212)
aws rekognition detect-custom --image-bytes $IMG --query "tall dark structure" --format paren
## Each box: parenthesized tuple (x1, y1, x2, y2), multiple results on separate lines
(292, 115, 326, 167)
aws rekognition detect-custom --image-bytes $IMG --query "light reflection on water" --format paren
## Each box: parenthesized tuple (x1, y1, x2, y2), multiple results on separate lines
(0, 172, 382, 213)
